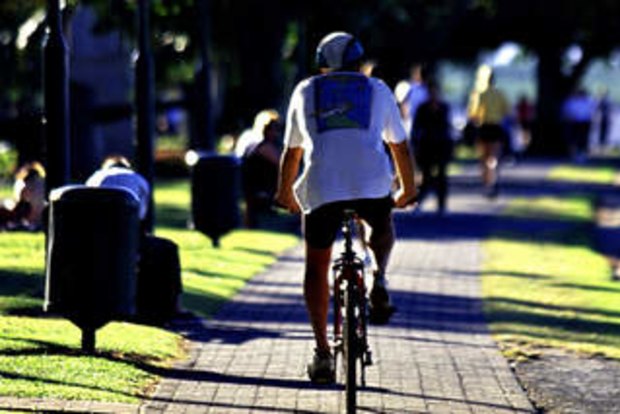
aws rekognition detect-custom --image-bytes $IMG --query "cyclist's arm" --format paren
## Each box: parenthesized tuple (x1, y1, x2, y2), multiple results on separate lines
(388, 141, 417, 208)
(274, 147, 303, 213)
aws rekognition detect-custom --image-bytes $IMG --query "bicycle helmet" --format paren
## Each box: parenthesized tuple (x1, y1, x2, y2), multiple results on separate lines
(316, 32, 364, 70)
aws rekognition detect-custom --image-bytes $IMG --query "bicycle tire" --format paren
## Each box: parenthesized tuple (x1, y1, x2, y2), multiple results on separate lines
(343, 280, 357, 413)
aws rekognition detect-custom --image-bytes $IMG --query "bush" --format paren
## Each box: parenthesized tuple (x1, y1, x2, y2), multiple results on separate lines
(0, 141, 17, 180)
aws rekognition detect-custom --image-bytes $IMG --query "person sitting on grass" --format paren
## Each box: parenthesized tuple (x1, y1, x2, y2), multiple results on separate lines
(238, 109, 282, 228)
(0, 161, 46, 231)
(86, 155, 150, 226)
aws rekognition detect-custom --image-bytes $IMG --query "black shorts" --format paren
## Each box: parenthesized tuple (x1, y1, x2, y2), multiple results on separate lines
(477, 124, 506, 143)
(303, 196, 393, 249)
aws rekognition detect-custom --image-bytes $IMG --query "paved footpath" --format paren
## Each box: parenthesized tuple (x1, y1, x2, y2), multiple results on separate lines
(140, 164, 536, 413)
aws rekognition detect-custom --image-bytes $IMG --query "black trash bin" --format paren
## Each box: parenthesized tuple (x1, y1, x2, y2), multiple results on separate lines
(44, 185, 140, 352)
(190, 153, 240, 247)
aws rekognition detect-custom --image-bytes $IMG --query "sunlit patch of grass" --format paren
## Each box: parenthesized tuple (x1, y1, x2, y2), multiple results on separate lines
(0, 317, 183, 402)
(548, 165, 616, 184)
(157, 226, 298, 318)
(0, 178, 299, 401)
(483, 195, 620, 360)
(154, 179, 299, 317)
(453, 144, 477, 161)
(503, 195, 593, 223)
(447, 164, 463, 176)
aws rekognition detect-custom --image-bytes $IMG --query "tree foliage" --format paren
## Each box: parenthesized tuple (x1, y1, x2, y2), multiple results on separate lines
(466, 0, 620, 154)
(2, 0, 620, 152)
(0, 1, 45, 106)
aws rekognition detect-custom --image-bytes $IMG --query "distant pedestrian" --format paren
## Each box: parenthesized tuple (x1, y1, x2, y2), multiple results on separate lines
(399, 64, 429, 137)
(412, 80, 453, 214)
(360, 59, 377, 77)
(0, 161, 46, 231)
(516, 95, 535, 156)
(239, 109, 282, 228)
(468, 71, 510, 198)
(597, 89, 611, 150)
(562, 88, 595, 162)
(464, 64, 492, 148)
(86, 155, 150, 225)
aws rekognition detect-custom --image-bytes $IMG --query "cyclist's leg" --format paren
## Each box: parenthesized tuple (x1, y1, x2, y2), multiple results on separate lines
(303, 202, 342, 382)
(357, 197, 395, 275)
(357, 197, 396, 320)
(304, 244, 333, 353)
(304, 204, 342, 351)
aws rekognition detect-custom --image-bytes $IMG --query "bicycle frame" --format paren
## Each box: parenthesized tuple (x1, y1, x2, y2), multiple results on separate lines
(332, 210, 372, 412)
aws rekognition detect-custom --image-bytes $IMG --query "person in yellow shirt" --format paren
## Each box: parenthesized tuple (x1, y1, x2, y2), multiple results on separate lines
(468, 72, 510, 197)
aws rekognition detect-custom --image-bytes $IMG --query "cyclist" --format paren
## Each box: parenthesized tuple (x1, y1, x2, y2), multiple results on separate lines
(275, 32, 417, 384)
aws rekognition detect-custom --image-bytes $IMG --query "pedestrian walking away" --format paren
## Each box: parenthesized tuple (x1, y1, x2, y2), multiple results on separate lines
(468, 69, 510, 198)
(275, 31, 417, 384)
(562, 88, 595, 162)
(412, 79, 453, 214)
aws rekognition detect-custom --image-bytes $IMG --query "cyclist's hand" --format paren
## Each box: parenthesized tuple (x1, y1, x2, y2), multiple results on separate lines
(274, 191, 302, 214)
(393, 187, 418, 209)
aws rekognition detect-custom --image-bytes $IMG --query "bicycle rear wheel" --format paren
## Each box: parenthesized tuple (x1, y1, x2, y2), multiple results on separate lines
(343, 282, 358, 413)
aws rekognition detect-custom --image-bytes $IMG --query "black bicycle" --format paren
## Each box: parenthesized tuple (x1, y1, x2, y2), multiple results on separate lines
(332, 210, 372, 414)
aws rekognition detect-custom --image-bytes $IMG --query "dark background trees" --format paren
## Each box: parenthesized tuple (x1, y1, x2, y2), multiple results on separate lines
(1, 0, 619, 156)
(460, 0, 620, 155)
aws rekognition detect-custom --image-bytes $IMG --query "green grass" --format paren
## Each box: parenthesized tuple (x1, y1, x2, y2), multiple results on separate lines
(503, 195, 593, 223)
(453, 143, 478, 161)
(548, 165, 617, 184)
(0, 144, 18, 180)
(482, 195, 620, 360)
(0, 318, 180, 402)
(156, 134, 188, 152)
(153, 179, 299, 318)
(0, 178, 299, 402)
(0, 181, 12, 199)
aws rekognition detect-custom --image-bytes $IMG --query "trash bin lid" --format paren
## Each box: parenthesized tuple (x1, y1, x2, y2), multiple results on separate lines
(49, 185, 140, 207)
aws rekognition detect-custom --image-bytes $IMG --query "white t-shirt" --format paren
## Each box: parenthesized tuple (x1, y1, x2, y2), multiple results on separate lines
(234, 128, 262, 158)
(284, 72, 407, 213)
(406, 81, 429, 122)
(86, 167, 150, 220)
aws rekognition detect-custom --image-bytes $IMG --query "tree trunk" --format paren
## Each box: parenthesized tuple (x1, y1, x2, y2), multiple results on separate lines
(237, 0, 287, 121)
(529, 45, 568, 157)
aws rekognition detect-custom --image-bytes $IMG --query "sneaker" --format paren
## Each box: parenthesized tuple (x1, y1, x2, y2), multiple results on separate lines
(485, 183, 499, 199)
(369, 272, 390, 308)
(307, 348, 335, 384)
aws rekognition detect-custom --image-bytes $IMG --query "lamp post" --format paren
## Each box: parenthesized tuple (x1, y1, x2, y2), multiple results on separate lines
(194, 0, 214, 152)
(135, 0, 155, 232)
(43, 0, 70, 194)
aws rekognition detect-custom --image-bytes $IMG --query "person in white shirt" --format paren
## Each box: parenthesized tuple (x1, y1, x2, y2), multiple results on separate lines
(275, 31, 417, 384)
(393, 65, 429, 137)
(86, 155, 150, 222)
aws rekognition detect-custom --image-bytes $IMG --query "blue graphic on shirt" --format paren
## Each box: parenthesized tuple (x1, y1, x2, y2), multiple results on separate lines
(314, 74, 371, 132)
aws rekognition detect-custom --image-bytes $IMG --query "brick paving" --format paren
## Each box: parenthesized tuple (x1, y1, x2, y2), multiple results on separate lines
(139, 163, 535, 414)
